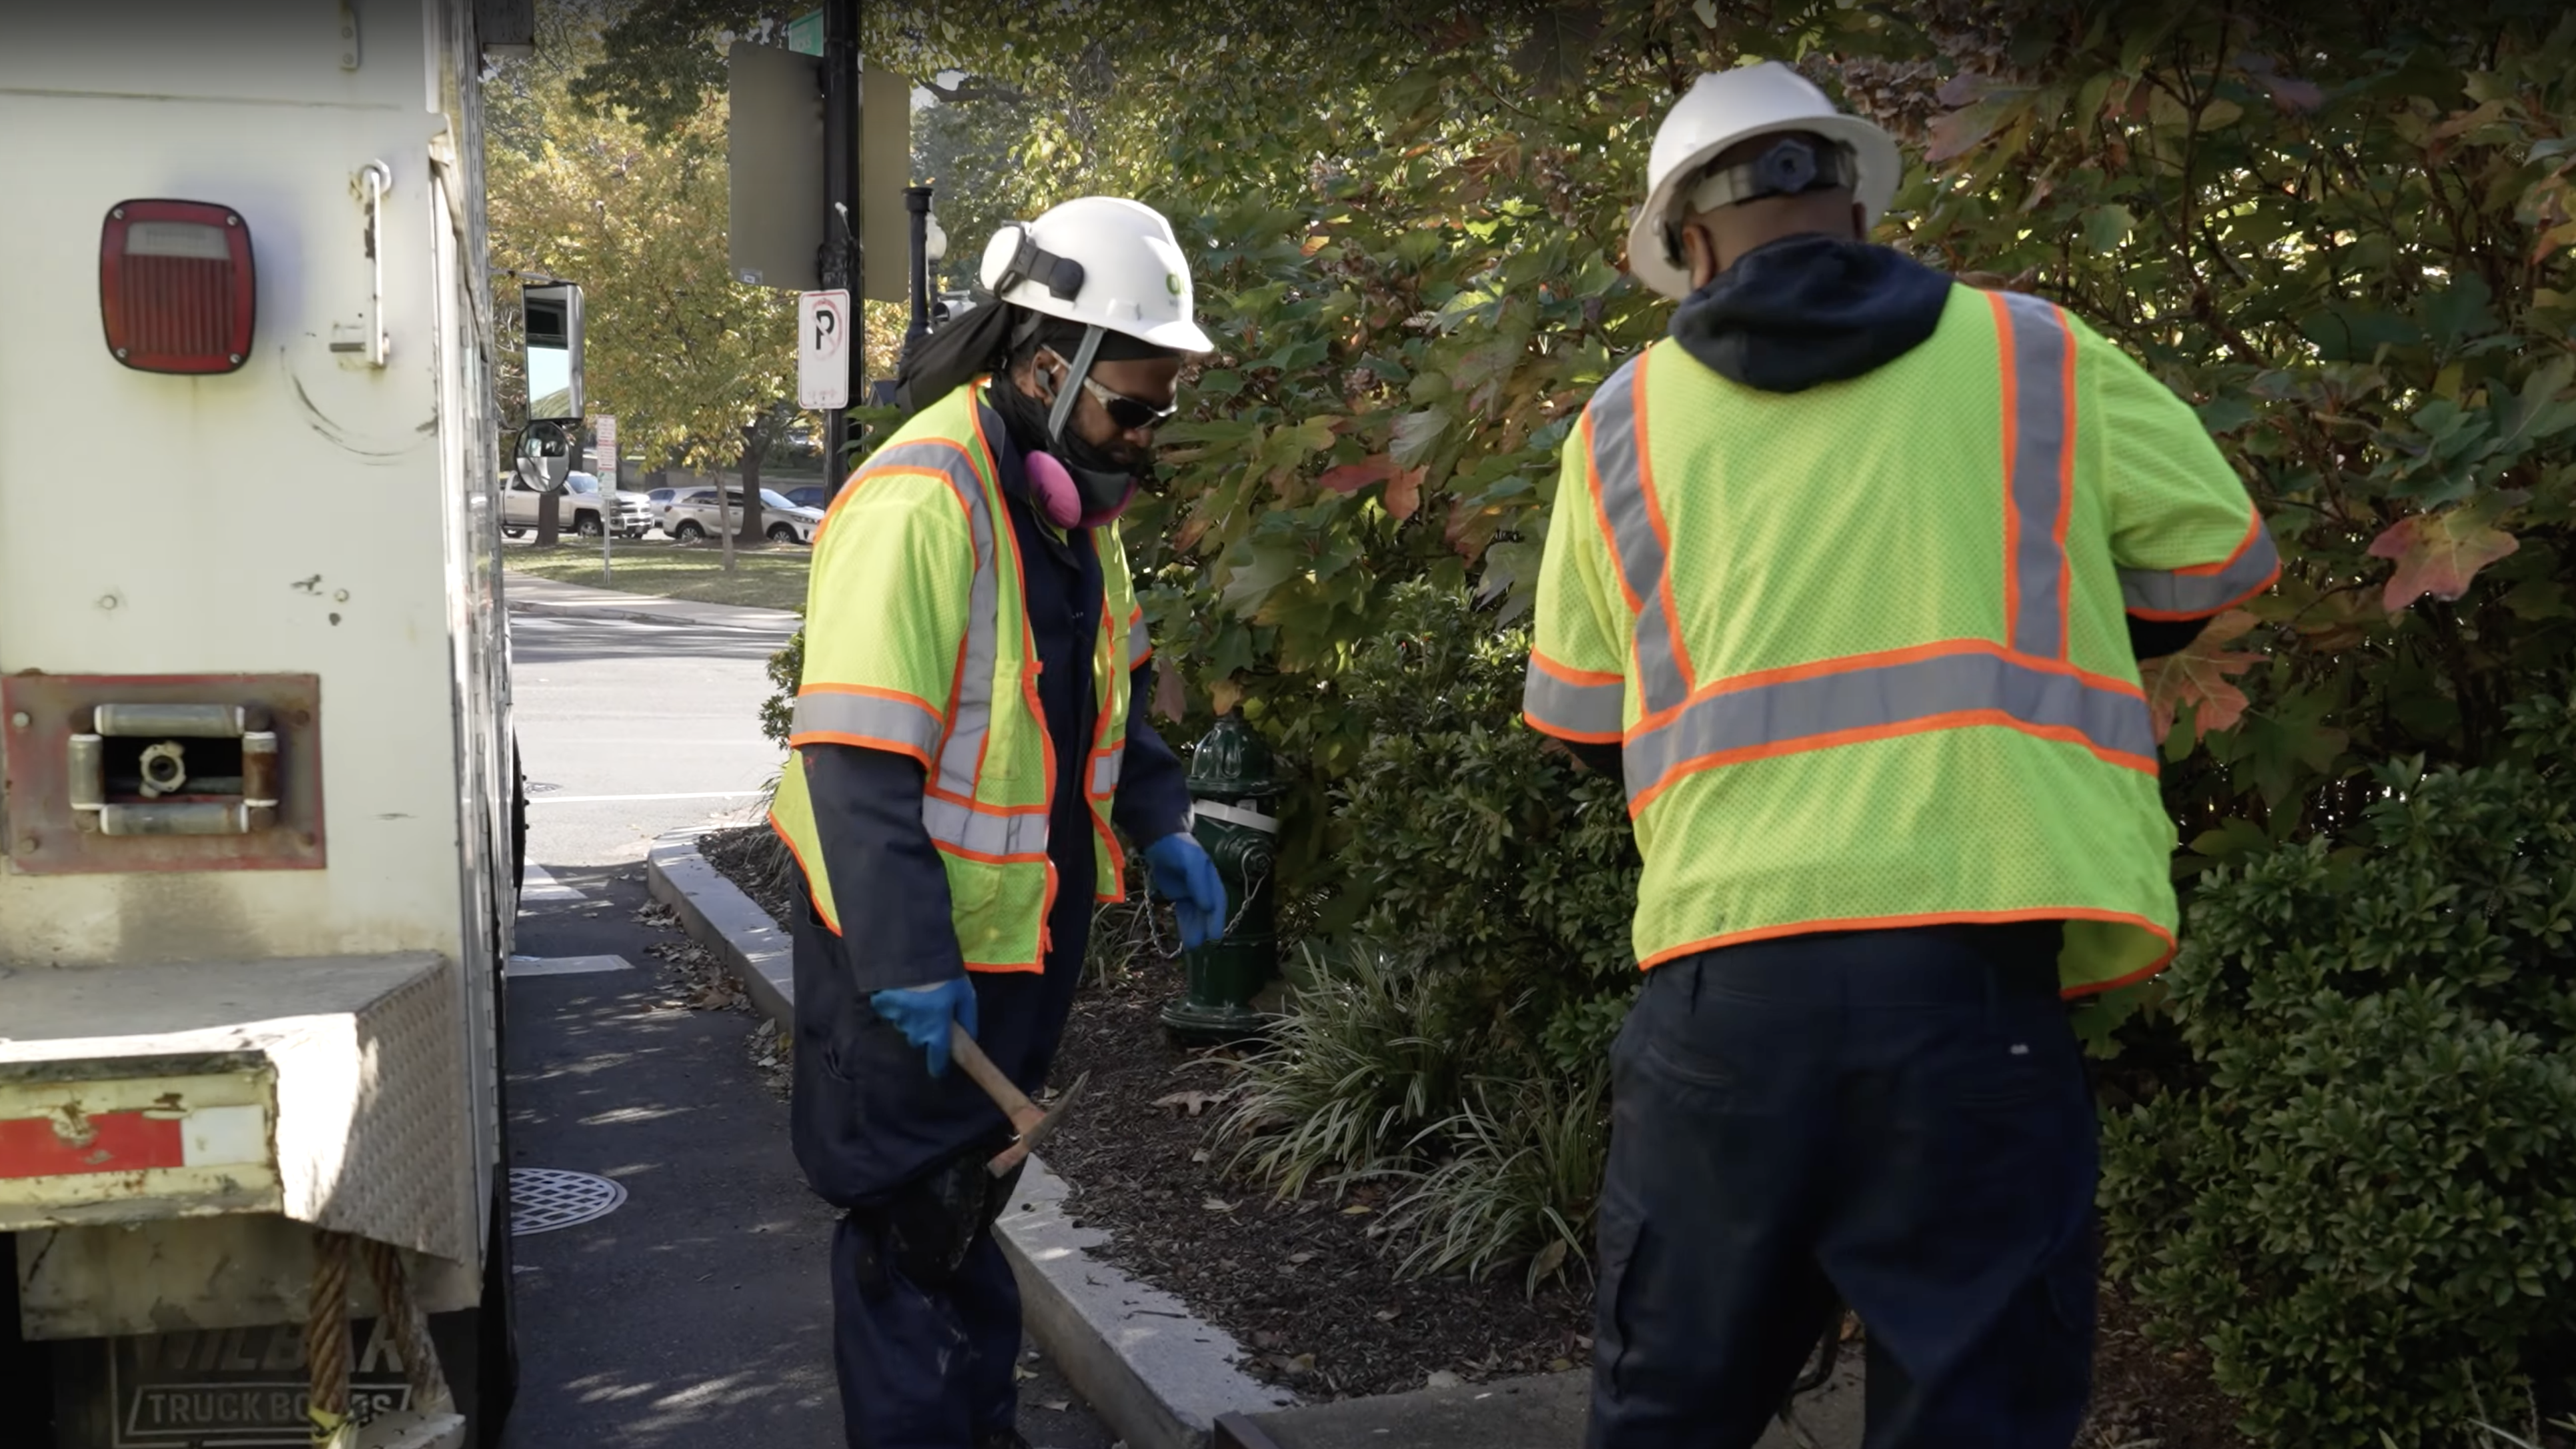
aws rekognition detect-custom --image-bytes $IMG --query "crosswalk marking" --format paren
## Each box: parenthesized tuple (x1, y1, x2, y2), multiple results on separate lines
(504, 954, 633, 979)
(526, 790, 767, 805)
(520, 863, 585, 902)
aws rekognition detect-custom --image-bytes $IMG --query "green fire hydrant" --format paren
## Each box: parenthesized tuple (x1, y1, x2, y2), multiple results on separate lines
(1159, 713, 1285, 1046)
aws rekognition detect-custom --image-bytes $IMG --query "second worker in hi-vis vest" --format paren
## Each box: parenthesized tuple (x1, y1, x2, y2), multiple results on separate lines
(768, 196, 1229, 1449)
(1523, 65, 2281, 1449)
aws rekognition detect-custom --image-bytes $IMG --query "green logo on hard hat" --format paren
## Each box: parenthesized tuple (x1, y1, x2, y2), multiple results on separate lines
(1166, 272, 1183, 295)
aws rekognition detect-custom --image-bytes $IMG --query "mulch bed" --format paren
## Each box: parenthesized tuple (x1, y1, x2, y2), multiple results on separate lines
(696, 823, 2258, 1441)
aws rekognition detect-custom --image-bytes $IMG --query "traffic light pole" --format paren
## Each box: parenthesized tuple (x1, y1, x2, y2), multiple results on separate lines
(818, 0, 860, 481)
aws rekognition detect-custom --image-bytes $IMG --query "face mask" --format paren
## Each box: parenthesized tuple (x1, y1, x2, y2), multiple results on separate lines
(995, 358, 1146, 527)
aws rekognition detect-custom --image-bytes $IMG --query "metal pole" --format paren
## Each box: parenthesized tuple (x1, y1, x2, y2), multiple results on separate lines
(598, 423, 612, 583)
(819, 0, 859, 481)
(904, 185, 932, 364)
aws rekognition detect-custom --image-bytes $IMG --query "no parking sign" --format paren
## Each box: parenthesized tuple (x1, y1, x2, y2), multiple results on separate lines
(798, 289, 851, 409)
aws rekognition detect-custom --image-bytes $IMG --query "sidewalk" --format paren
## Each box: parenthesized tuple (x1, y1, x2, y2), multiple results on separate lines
(503, 572, 802, 636)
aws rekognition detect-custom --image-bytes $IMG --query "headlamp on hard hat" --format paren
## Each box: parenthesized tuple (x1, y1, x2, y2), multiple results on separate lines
(1661, 133, 1860, 263)
(991, 223, 1086, 303)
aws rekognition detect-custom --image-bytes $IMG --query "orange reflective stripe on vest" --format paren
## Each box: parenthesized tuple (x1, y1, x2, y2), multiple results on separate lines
(1997, 290, 2077, 659)
(788, 683, 946, 765)
(2121, 511, 2279, 619)
(1523, 650, 1624, 743)
(1589, 294, 2157, 809)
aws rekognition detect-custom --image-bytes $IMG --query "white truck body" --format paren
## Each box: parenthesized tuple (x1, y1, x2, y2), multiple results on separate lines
(0, 3, 522, 1443)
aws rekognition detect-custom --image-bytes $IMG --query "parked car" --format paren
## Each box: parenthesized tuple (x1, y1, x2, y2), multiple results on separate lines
(660, 486, 825, 545)
(779, 484, 832, 513)
(502, 471, 651, 539)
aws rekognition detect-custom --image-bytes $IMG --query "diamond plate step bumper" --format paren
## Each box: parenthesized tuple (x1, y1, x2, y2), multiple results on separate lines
(0, 952, 473, 1267)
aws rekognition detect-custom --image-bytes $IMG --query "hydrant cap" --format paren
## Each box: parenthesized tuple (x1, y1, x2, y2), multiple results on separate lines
(1185, 714, 1287, 800)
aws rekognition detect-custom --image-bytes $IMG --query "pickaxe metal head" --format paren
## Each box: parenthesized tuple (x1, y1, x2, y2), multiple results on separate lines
(948, 1020, 1089, 1177)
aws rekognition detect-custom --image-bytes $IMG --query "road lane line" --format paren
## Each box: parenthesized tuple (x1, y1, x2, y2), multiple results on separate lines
(526, 790, 766, 804)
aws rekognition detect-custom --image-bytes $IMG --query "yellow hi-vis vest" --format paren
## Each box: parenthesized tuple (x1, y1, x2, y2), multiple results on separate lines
(1522, 286, 2279, 995)
(769, 381, 1150, 971)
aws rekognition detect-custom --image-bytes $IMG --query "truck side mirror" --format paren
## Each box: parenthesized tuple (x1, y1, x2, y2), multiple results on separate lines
(522, 281, 584, 424)
(518, 421, 573, 491)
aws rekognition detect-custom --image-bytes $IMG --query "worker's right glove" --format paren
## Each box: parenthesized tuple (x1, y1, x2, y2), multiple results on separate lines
(868, 977, 979, 1077)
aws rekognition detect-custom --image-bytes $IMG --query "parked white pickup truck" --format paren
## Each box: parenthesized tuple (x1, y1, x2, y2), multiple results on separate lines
(502, 471, 652, 539)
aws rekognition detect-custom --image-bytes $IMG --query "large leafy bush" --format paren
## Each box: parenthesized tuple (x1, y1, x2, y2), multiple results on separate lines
(1219, 585, 1636, 1282)
(2098, 695, 2576, 1446)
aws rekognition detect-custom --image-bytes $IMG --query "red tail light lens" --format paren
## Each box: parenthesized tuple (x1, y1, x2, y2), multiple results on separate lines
(99, 200, 256, 375)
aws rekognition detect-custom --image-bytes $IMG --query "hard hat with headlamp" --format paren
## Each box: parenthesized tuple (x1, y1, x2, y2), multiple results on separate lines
(1625, 61, 1904, 301)
(977, 195, 1215, 356)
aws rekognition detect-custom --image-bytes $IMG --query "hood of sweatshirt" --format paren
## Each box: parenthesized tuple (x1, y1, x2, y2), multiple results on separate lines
(1666, 233, 1954, 393)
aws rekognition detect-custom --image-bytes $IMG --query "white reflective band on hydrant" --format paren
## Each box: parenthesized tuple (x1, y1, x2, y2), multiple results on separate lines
(1189, 799, 1278, 835)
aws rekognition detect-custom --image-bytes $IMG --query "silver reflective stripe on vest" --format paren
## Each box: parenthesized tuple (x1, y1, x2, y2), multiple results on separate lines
(790, 689, 942, 757)
(2120, 523, 2281, 617)
(1522, 657, 1625, 739)
(1091, 748, 1123, 798)
(1127, 613, 1151, 669)
(1586, 355, 1691, 717)
(1623, 649, 2156, 803)
(1998, 291, 2075, 659)
(921, 794, 1048, 860)
(869, 435, 1002, 804)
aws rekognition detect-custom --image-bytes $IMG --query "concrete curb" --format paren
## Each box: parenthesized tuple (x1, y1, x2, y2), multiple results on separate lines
(643, 828, 1299, 1448)
(645, 830, 795, 1024)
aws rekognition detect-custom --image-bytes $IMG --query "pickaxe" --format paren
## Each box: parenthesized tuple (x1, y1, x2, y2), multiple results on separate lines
(948, 1022, 1089, 1177)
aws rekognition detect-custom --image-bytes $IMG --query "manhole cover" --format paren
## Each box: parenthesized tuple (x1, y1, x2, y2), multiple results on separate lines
(526, 781, 562, 794)
(509, 1168, 626, 1235)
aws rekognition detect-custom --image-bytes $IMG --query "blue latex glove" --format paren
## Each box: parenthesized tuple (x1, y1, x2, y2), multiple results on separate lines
(867, 977, 979, 1077)
(1144, 832, 1228, 950)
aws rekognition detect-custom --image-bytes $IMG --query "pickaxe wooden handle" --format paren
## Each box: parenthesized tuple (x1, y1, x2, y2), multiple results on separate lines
(948, 1022, 1089, 1178)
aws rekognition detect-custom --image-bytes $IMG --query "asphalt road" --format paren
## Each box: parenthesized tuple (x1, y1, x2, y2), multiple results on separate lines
(497, 603, 1113, 1448)
(510, 611, 788, 865)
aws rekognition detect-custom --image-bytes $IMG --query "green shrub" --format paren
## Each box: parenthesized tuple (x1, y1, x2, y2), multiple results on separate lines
(2099, 697, 2576, 1448)
(1215, 940, 1461, 1197)
(1387, 1064, 1610, 1294)
(1317, 581, 1640, 1051)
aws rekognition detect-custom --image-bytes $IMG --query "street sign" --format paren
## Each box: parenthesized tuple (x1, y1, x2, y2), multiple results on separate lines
(798, 289, 852, 409)
(594, 413, 616, 467)
(785, 9, 823, 55)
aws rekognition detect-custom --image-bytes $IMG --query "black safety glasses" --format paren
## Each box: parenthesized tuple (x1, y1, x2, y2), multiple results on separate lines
(1044, 347, 1181, 431)
(1081, 373, 1181, 431)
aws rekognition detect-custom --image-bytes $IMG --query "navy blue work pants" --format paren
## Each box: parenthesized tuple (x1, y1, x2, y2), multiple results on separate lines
(1587, 922, 2097, 1449)
(830, 1211, 1021, 1449)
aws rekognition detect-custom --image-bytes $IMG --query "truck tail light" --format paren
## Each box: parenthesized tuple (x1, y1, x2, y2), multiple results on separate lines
(99, 199, 255, 375)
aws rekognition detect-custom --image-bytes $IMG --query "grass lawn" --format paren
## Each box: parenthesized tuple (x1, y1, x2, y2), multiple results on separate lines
(504, 537, 811, 613)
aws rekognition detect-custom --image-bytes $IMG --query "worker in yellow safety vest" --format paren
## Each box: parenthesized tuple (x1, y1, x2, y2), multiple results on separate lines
(1521, 63, 2280, 1448)
(768, 195, 1229, 1449)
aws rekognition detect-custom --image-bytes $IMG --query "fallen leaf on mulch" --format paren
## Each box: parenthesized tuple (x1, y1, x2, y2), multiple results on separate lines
(1040, 1399, 1071, 1412)
(1341, 1204, 1372, 1215)
(1287, 1252, 1315, 1265)
(1530, 1240, 1569, 1283)
(1202, 1198, 1236, 1213)
(1151, 1089, 1230, 1116)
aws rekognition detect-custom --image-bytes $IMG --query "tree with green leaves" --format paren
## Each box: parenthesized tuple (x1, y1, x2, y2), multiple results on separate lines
(688, 1, 2576, 1430)
(488, 9, 799, 555)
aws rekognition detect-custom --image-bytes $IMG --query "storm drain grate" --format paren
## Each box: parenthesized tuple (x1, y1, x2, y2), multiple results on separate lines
(509, 1168, 628, 1235)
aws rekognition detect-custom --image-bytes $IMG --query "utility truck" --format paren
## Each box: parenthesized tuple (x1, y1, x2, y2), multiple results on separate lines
(0, 4, 550, 1445)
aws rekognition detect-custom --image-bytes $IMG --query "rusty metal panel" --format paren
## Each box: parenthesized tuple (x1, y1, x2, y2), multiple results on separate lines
(0, 1063, 281, 1231)
(3, 672, 324, 874)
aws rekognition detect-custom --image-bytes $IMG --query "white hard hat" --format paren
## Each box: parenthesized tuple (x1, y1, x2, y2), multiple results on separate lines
(977, 195, 1215, 354)
(1626, 62, 1903, 301)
